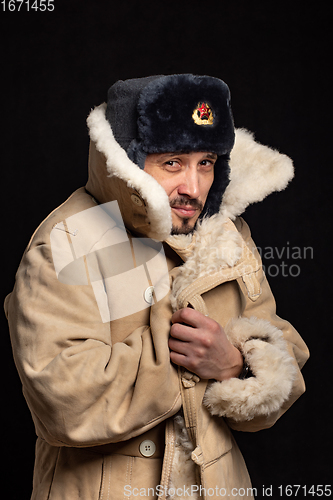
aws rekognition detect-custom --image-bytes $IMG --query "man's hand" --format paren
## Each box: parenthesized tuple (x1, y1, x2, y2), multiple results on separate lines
(169, 308, 243, 381)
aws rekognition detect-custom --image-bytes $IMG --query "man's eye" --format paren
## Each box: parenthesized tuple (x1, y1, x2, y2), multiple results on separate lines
(164, 161, 181, 170)
(200, 160, 214, 168)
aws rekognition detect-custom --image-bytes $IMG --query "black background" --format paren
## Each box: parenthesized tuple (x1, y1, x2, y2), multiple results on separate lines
(1, 1, 332, 499)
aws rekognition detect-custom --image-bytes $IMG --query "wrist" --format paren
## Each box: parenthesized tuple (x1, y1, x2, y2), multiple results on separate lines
(216, 346, 244, 381)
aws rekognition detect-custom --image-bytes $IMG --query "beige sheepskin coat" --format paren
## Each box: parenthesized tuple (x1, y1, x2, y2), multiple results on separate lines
(5, 104, 309, 499)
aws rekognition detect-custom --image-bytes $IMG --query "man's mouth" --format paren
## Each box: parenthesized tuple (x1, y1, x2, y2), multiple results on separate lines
(171, 206, 198, 218)
(170, 197, 203, 219)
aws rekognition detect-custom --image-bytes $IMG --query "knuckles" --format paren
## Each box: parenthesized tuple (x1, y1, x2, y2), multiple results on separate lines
(200, 334, 213, 349)
(175, 307, 193, 324)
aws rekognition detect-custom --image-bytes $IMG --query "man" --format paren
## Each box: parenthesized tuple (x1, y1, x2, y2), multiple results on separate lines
(5, 74, 309, 499)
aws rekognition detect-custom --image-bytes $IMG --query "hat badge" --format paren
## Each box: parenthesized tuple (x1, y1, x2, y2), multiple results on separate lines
(192, 102, 214, 126)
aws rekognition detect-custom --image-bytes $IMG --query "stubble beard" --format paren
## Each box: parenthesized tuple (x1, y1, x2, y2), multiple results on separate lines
(170, 196, 203, 235)
(171, 218, 192, 235)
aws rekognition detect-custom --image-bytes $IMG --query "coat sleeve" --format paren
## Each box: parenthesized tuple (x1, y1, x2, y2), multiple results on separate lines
(5, 225, 181, 448)
(203, 217, 309, 432)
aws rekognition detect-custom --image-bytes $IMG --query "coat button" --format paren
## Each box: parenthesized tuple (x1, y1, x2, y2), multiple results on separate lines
(131, 194, 143, 207)
(139, 439, 156, 457)
(144, 286, 154, 304)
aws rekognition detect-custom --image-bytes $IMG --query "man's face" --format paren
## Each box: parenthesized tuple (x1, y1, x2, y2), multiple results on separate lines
(144, 151, 216, 235)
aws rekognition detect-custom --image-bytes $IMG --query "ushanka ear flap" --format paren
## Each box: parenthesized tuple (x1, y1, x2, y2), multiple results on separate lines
(200, 155, 231, 218)
(126, 140, 147, 170)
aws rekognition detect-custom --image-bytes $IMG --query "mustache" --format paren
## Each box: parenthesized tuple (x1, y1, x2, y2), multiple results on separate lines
(170, 196, 204, 211)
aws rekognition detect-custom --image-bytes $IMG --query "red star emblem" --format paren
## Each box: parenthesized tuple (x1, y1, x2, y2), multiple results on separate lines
(197, 102, 210, 120)
(192, 101, 214, 125)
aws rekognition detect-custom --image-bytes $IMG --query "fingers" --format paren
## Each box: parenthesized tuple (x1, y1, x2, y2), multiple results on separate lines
(168, 308, 242, 380)
(170, 308, 200, 344)
(169, 310, 199, 359)
(168, 335, 190, 355)
(171, 307, 207, 329)
(169, 321, 192, 343)
(169, 350, 190, 370)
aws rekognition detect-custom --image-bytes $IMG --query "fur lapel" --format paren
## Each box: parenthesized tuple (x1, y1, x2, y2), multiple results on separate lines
(168, 216, 264, 313)
(87, 104, 172, 241)
(221, 128, 294, 220)
(167, 216, 245, 310)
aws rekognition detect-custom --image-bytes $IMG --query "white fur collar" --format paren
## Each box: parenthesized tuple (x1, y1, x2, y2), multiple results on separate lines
(86, 104, 294, 241)
(167, 216, 246, 311)
(221, 128, 294, 220)
(87, 104, 171, 241)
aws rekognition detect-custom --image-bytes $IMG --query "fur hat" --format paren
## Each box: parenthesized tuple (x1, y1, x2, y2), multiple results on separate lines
(106, 74, 235, 217)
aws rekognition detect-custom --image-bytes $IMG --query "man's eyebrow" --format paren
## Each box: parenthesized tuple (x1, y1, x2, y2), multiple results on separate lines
(157, 153, 176, 161)
(157, 152, 218, 161)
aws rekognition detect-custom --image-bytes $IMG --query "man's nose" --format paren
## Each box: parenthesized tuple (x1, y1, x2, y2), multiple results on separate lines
(178, 168, 200, 199)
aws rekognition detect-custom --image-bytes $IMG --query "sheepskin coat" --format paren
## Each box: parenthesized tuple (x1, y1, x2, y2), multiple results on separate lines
(5, 104, 309, 500)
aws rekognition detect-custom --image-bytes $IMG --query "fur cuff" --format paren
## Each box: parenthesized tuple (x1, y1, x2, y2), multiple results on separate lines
(203, 316, 297, 421)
